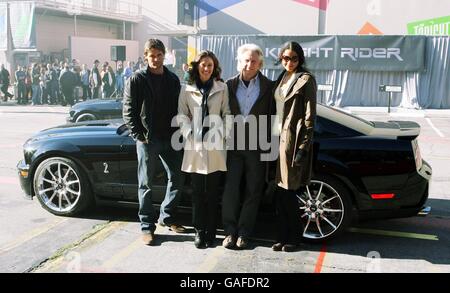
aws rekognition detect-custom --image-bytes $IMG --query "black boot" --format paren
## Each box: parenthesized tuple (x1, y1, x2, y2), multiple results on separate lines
(194, 231, 206, 249)
(205, 231, 216, 248)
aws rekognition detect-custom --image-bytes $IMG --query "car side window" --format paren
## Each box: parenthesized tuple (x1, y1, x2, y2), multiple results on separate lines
(315, 117, 361, 138)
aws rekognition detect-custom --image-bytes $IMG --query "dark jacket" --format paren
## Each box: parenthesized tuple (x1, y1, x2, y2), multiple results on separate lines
(274, 71, 317, 190)
(1, 68, 10, 85)
(226, 72, 275, 152)
(59, 69, 78, 91)
(123, 66, 181, 142)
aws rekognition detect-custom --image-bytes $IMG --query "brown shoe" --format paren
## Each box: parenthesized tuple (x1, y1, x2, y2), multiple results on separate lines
(272, 243, 283, 251)
(142, 232, 155, 246)
(222, 235, 237, 249)
(236, 236, 249, 249)
(169, 224, 186, 233)
(159, 222, 187, 233)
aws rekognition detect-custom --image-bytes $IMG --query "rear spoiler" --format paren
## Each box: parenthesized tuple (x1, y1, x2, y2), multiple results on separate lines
(369, 120, 420, 139)
(389, 120, 421, 140)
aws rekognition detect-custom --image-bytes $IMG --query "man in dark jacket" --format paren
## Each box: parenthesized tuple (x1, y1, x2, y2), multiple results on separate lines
(59, 63, 77, 106)
(222, 44, 275, 250)
(46, 64, 58, 105)
(123, 39, 186, 245)
(15, 66, 26, 104)
(1, 64, 14, 101)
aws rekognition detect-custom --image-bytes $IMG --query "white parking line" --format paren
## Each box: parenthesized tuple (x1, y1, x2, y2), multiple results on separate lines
(0, 218, 68, 254)
(426, 118, 445, 138)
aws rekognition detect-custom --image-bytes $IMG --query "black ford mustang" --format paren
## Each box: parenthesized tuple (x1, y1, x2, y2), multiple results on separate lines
(18, 104, 432, 242)
(66, 98, 123, 123)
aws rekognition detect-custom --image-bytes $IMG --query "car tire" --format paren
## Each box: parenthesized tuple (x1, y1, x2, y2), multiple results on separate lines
(33, 157, 93, 216)
(296, 174, 353, 243)
(75, 113, 97, 122)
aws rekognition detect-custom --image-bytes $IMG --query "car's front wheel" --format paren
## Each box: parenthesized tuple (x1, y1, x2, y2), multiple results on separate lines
(33, 157, 93, 216)
(297, 175, 353, 243)
(75, 113, 97, 122)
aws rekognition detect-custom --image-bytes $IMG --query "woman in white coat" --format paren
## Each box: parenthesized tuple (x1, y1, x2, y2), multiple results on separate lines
(177, 50, 230, 248)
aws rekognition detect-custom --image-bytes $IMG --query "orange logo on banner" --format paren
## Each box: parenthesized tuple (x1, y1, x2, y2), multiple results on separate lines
(358, 22, 383, 35)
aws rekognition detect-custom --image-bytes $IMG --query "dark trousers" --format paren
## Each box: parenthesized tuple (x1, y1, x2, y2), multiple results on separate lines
(222, 151, 266, 238)
(82, 85, 91, 100)
(92, 86, 100, 99)
(17, 83, 26, 104)
(275, 187, 304, 245)
(136, 139, 185, 233)
(47, 83, 58, 104)
(191, 171, 223, 240)
(61, 87, 74, 106)
(40, 85, 48, 104)
(1, 84, 13, 100)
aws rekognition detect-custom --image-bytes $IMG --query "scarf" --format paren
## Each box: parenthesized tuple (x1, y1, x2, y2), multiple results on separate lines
(196, 78, 214, 139)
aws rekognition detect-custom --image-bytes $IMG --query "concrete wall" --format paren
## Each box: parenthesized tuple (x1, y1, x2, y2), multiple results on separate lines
(141, 0, 178, 24)
(133, 16, 171, 56)
(70, 36, 139, 68)
(36, 13, 122, 55)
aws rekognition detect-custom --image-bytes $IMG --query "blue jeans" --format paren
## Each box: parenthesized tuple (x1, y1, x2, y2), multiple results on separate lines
(31, 84, 41, 105)
(136, 139, 185, 233)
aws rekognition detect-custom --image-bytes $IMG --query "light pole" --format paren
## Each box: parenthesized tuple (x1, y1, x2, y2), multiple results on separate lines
(66, 1, 82, 36)
(318, 0, 328, 34)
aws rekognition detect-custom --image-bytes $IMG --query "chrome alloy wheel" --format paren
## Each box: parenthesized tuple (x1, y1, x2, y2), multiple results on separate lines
(296, 180, 345, 240)
(36, 160, 82, 213)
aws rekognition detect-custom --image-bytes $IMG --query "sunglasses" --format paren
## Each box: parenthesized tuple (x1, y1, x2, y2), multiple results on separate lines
(281, 55, 299, 63)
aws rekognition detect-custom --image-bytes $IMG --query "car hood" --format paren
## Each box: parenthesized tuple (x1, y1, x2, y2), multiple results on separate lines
(71, 98, 122, 109)
(26, 120, 126, 143)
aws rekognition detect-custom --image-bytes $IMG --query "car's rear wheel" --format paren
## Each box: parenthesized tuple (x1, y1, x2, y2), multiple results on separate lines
(75, 113, 97, 122)
(297, 175, 353, 243)
(33, 157, 93, 216)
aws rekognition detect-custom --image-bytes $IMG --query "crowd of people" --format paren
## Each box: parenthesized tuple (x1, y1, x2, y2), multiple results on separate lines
(0, 58, 148, 106)
(123, 39, 317, 252)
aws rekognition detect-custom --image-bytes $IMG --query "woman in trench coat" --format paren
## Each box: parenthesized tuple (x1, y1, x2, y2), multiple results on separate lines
(177, 50, 230, 249)
(272, 41, 317, 252)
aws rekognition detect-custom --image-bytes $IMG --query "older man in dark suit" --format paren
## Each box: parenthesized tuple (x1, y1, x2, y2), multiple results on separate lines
(222, 44, 275, 249)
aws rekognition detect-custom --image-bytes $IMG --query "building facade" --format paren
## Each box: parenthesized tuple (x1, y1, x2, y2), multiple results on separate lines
(0, 0, 141, 74)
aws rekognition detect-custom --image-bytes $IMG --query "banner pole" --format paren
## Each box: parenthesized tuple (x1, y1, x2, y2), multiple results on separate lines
(388, 92, 392, 113)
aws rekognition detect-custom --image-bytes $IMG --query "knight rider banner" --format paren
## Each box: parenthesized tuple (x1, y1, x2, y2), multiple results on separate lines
(200, 35, 426, 72)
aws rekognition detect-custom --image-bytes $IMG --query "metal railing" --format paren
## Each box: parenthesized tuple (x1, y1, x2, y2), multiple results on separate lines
(34, 0, 143, 22)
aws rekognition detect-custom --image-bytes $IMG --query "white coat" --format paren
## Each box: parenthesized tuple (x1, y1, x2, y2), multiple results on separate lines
(177, 80, 231, 174)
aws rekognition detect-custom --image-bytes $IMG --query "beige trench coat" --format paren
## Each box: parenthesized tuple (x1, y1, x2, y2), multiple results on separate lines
(275, 72, 317, 190)
(177, 80, 231, 175)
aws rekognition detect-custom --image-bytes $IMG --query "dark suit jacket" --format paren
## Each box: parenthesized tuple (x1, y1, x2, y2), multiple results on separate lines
(226, 72, 275, 152)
